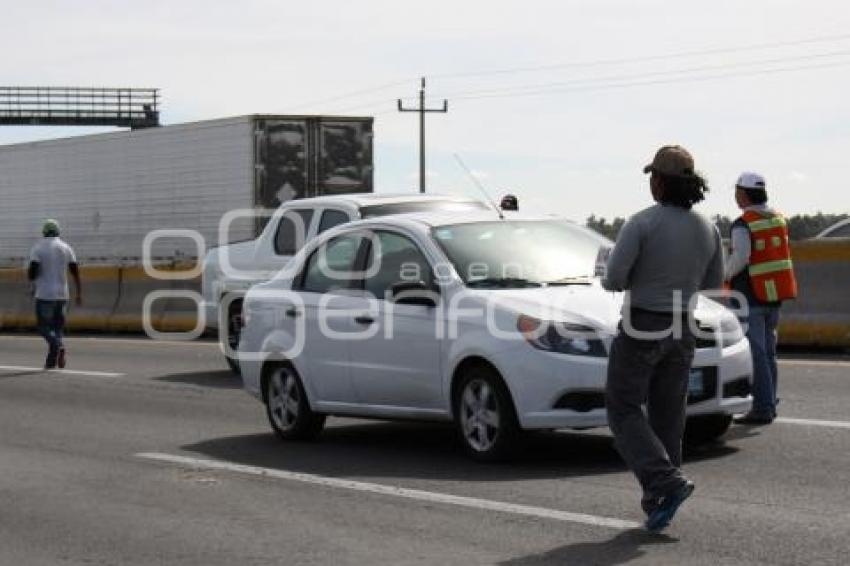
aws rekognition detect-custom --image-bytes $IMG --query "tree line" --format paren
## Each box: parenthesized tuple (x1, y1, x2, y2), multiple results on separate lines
(586, 212, 849, 241)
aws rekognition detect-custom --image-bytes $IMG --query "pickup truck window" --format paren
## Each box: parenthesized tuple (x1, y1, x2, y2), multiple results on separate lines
(275, 209, 315, 255)
(301, 234, 365, 293)
(318, 209, 351, 234)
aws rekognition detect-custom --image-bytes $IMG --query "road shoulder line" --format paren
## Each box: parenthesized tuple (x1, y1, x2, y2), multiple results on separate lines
(0, 364, 125, 377)
(776, 417, 850, 429)
(136, 451, 640, 530)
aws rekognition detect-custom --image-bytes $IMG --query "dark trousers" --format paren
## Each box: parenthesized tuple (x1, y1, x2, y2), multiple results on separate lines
(35, 299, 67, 368)
(605, 310, 695, 510)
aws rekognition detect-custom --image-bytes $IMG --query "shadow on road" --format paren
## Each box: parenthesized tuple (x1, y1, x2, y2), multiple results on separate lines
(720, 423, 767, 442)
(499, 529, 678, 566)
(155, 370, 242, 389)
(181, 420, 738, 482)
(0, 370, 43, 379)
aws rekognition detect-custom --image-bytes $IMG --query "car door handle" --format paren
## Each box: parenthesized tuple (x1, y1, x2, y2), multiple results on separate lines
(284, 307, 302, 318)
(354, 315, 375, 325)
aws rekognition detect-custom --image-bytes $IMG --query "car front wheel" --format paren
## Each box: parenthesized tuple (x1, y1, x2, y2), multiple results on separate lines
(684, 414, 733, 446)
(264, 364, 325, 441)
(454, 365, 520, 462)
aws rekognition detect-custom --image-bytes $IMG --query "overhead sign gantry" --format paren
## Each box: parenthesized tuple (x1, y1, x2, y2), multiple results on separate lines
(0, 87, 160, 129)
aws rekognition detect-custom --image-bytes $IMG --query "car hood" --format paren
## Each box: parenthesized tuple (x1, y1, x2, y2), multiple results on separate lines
(467, 282, 732, 335)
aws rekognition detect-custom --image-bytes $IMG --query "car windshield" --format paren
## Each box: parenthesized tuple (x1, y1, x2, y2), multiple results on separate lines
(432, 220, 606, 288)
(360, 200, 489, 218)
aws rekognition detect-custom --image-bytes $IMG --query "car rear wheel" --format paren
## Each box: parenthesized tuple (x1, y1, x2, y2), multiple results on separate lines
(264, 364, 325, 441)
(454, 365, 520, 462)
(223, 304, 242, 375)
(684, 414, 733, 446)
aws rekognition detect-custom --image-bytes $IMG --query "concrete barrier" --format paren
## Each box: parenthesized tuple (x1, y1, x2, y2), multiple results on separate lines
(111, 264, 200, 333)
(0, 266, 35, 329)
(1, 244, 849, 349)
(0, 262, 200, 334)
(779, 239, 850, 347)
(65, 265, 122, 331)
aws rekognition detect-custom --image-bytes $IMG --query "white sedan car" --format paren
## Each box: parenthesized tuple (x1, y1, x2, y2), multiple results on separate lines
(239, 212, 753, 460)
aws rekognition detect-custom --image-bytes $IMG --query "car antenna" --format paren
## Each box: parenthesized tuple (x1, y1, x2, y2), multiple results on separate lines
(452, 153, 505, 220)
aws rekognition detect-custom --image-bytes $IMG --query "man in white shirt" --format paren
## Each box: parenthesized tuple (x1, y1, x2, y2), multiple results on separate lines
(27, 219, 83, 369)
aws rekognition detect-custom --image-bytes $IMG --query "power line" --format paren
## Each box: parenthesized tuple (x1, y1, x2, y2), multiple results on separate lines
(322, 97, 403, 115)
(432, 48, 850, 100)
(285, 77, 415, 111)
(428, 32, 850, 80)
(443, 58, 850, 102)
(280, 32, 850, 115)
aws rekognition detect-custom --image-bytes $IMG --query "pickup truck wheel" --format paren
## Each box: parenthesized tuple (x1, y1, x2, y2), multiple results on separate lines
(223, 305, 242, 375)
(684, 414, 733, 446)
(225, 354, 240, 374)
(264, 364, 325, 441)
(454, 365, 520, 462)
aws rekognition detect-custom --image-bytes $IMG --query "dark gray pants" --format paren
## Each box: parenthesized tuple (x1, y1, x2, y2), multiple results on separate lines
(605, 311, 695, 510)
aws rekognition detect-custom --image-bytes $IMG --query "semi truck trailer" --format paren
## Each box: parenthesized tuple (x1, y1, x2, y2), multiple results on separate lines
(0, 114, 374, 265)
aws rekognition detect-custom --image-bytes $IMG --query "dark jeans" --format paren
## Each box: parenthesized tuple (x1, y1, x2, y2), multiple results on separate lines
(35, 299, 67, 367)
(605, 310, 696, 510)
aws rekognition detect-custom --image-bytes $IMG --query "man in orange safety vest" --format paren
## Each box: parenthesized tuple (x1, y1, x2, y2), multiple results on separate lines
(726, 172, 797, 425)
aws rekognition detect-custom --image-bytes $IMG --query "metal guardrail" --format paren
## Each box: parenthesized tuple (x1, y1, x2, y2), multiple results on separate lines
(0, 87, 160, 129)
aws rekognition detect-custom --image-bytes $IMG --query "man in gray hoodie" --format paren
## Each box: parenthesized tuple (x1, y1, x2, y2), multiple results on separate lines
(603, 145, 724, 532)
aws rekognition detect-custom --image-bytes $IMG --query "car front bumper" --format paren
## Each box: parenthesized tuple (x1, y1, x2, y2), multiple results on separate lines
(496, 336, 753, 430)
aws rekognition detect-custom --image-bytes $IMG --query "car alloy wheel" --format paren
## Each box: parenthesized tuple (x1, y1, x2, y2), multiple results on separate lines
(268, 367, 300, 432)
(455, 365, 519, 461)
(264, 364, 325, 441)
(460, 379, 501, 452)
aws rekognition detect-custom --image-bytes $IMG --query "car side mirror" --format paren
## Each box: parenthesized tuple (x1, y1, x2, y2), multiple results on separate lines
(390, 281, 438, 307)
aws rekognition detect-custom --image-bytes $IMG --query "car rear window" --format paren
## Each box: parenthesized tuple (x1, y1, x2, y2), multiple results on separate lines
(359, 200, 488, 218)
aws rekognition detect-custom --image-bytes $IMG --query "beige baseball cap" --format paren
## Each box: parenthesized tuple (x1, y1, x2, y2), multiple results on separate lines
(643, 145, 695, 177)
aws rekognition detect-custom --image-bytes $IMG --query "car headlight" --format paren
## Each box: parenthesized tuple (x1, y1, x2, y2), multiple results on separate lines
(517, 315, 607, 357)
(719, 315, 744, 347)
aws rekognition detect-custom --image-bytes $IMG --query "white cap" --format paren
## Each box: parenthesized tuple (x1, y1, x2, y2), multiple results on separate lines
(736, 172, 766, 191)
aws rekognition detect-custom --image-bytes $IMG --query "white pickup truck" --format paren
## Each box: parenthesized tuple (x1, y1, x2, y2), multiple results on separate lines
(201, 193, 490, 372)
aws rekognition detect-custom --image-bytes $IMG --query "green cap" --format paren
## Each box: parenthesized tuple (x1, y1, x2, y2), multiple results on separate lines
(42, 219, 60, 236)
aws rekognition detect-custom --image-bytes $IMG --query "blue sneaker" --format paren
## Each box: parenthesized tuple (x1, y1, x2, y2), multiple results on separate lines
(645, 480, 695, 533)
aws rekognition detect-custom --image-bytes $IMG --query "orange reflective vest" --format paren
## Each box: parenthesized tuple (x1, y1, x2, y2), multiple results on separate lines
(740, 209, 798, 303)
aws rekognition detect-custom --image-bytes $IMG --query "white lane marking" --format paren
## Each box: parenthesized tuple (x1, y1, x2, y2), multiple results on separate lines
(0, 365, 125, 378)
(136, 452, 640, 530)
(0, 335, 218, 347)
(778, 359, 850, 368)
(776, 417, 850, 429)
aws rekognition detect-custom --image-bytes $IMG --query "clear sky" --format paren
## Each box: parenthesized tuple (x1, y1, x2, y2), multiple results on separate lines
(2, 0, 849, 222)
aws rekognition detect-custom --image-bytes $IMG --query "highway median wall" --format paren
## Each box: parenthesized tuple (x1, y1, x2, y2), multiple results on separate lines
(1, 240, 849, 348)
(779, 239, 850, 348)
(0, 262, 201, 335)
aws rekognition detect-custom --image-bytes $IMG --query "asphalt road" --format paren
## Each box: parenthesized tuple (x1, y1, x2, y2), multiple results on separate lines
(1, 333, 849, 565)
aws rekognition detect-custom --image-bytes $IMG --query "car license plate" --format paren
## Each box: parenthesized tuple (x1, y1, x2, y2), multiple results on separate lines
(688, 369, 704, 397)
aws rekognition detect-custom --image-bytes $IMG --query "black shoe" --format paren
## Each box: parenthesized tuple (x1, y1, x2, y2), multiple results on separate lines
(645, 481, 695, 533)
(735, 413, 774, 425)
(57, 348, 66, 369)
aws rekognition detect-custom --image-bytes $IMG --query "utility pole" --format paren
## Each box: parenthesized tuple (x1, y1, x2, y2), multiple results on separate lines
(398, 77, 448, 193)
